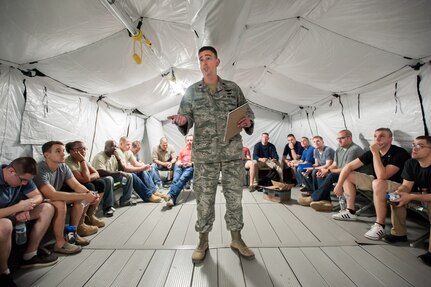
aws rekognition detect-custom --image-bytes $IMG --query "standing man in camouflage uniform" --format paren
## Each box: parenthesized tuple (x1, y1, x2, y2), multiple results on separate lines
(169, 46, 255, 263)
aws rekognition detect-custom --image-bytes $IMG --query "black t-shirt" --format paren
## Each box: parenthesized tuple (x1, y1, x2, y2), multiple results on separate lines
(402, 158, 431, 193)
(282, 141, 304, 159)
(358, 145, 410, 183)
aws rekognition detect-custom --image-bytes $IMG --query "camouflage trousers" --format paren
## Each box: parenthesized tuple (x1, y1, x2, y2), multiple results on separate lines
(194, 160, 244, 233)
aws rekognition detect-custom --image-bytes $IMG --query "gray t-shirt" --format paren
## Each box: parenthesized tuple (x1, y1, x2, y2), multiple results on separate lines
(314, 146, 335, 166)
(34, 161, 73, 190)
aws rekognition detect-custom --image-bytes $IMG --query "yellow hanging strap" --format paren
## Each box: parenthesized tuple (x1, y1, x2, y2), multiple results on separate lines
(132, 31, 143, 64)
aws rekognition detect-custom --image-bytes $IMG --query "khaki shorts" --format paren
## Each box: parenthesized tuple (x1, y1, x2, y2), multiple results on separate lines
(354, 172, 400, 192)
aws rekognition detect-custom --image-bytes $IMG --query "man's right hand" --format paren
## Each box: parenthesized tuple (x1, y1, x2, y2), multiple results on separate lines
(333, 183, 343, 197)
(168, 115, 187, 126)
(17, 199, 35, 212)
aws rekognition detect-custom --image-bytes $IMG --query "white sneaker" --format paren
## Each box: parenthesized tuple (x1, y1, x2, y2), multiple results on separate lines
(332, 209, 357, 221)
(364, 223, 385, 240)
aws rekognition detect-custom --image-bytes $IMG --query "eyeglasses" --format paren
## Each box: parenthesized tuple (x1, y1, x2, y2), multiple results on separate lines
(12, 170, 31, 184)
(337, 136, 347, 140)
(73, 147, 87, 151)
(411, 143, 431, 150)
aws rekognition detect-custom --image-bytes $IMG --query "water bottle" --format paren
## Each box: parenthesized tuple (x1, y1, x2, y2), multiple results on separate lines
(81, 191, 97, 208)
(339, 195, 346, 211)
(65, 225, 77, 244)
(121, 176, 128, 185)
(15, 222, 27, 245)
(386, 192, 400, 201)
(420, 187, 429, 209)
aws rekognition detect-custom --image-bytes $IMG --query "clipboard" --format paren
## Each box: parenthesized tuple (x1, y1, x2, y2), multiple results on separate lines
(224, 103, 250, 141)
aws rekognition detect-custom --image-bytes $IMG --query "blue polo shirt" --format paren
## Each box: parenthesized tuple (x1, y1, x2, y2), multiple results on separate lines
(0, 164, 37, 208)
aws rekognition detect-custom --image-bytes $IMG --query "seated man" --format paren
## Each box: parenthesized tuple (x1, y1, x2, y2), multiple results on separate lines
(117, 136, 164, 202)
(165, 134, 194, 207)
(243, 146, 257, 191)
(35, 141, 98, 254)
(92, 140, 160, 204)
(282, 134, 304, 182)
(131, 140, 143, 162)
(65, 140, 113, 219)
(298, 130, 365, 211)
(252, 132, 283, 182)
(384, 136, 431, 266)
(300, 136, 335, 192)
(1, 157, 57, 286)
(288, 137, 315, 188)
(151, 137, 177, 184)
(332, 128, 410, 238)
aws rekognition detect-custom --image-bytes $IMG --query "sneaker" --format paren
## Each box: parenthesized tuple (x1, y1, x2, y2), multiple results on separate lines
(332, 209, 357, 221)
(166, 198, 175, 208)
(119, 200, 137, 207)
(418, 252, 431, 266)
(383, 234, 408, 243)
(75, 234, 90, 246)
(310, 200, 333, 211)
(20, 253, 58, 269)
(299, 187, 310, 192)
(364, 223, 385, 240)
(297, 196, 312, 206)
(301, 191, 311, 197)
(0, 273, 17, 287)
(104, 207, 114, 217)
(53, 242, 82, 254)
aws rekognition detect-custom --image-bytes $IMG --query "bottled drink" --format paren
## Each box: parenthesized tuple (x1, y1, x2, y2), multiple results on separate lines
(121, 176, 127, 185)
(15, 222, 27, 245)
(81, 191, 97, 208)
(420, 187, 429, 208)
(339, 195, 346, 211)
(65, 225, 77, 244)
(386, 193, 400, 201)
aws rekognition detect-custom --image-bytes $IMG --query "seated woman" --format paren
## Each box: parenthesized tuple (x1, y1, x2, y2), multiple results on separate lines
(65, 141, 112, 234)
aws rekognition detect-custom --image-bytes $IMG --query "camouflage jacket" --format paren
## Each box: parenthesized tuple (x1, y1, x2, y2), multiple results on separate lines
(177, 77, 254, 163)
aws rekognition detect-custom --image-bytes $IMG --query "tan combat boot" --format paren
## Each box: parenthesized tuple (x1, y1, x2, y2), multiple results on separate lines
(148, 194, 162, 203)
(192, 233, 209, 263)
(85, 198, 105, 228)
(230, 231, 255, 259)
(77, 213, 98, 237)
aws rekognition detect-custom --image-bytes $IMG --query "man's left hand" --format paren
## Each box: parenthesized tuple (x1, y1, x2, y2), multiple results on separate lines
(237, 116, 252, 128)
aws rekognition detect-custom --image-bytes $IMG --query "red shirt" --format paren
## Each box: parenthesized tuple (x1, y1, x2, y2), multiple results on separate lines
(243, 147, 251, 160)
(178, 146, 192, 164)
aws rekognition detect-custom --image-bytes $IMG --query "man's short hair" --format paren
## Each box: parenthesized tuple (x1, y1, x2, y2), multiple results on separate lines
(262, 132, 269, 137)
(199, 46, 218, 58)
(416, 135, 431, 144)
(185, 134, 193, 141)
(301, 137, 309, 142)
(160, 137, 168, 144)
(8, 157, 37, 175)
(339, 129, 352, 137)
(375, 128, 392, 137)
(42, 141, 64, 154)
(313, 136, 323, 141)
(287, 134, 295, 138)
(132, 140, 141, 148)
(119, 136, 128, 143)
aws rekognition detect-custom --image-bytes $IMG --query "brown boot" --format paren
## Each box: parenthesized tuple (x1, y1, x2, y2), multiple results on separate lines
(154, 191, 168, 199)
(85, 199, 105, 228)
(77, 213, 98, 237)
(148, 194, 162, 203)
(192, 233, 209, 263)
(230, 231, 255, 260)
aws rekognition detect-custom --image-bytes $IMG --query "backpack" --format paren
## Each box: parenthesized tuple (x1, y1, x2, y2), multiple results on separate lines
(258, 169, 280, 186)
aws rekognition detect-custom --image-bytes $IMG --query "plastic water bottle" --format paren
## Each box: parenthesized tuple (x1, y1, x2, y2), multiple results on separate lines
(121, 176, 128, 185)
(15, 222, 27, 245)
(339, 195, 346, 211)
(386, 193, 400, 201)
(81, 191, 97, 208)
(65, 225, 77, 244)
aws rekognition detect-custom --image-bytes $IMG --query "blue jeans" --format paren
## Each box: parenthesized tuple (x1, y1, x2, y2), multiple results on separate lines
(131, 172, 155, 201)
(310, 173, 340, 201)
(152, 163, 174, 181)
(112, 174, 133, 204)
(168, 165, 194, 203)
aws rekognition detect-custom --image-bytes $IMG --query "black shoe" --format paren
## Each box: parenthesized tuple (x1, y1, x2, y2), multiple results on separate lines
(119, 200, 137, 207)
(383, 234, 408, 243)
(0, 273, 17, 287)
(104, 207, 114, 217)
(418, 252, 431, 266)
(20, 253, 58, 269)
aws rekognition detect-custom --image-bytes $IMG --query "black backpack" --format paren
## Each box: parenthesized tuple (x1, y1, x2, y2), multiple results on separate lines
(258, 169, 280, 186)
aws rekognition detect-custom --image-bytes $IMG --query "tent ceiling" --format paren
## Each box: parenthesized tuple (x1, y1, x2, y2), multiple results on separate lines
(1, 0, 430, 120)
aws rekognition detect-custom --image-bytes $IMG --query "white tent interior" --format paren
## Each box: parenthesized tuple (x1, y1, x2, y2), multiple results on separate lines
(1, 0, 430, 163)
